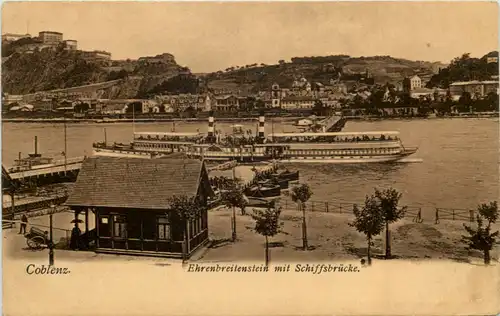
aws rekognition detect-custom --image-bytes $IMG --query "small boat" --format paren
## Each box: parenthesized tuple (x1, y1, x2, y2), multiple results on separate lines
(246, 197, 275, 208)
(272, 170, 299, 182)
(244, 184, 281, 198)
(275, 178, 289, 189)
(258, 178, 289, 190)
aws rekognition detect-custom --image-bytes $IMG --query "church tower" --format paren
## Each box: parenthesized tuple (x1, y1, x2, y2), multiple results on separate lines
(271, 83, 281, 108)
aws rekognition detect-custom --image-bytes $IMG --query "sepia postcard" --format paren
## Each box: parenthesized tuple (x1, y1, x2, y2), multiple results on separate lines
(1, 1, 499, 315)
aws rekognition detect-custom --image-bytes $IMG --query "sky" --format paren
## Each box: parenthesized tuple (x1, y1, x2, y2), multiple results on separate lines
(2, 1, 498, 73)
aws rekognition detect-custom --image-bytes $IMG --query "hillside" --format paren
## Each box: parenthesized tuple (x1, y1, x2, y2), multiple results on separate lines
(2, 50, 108, 94)
(203, 55, 448, 93)
(426, 51, 499, 88)
(1, 49, 191, 98)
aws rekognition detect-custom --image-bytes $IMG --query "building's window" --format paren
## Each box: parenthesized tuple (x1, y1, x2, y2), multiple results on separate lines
(113, 215, 127, 238)
(157, 215, 171, 240)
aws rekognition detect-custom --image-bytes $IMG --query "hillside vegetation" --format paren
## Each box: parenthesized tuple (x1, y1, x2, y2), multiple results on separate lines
(203, 55, 447, 93)
(426, 51, 499, 88)
(1, 47, 191, 98)
(2, 50, 108, 94)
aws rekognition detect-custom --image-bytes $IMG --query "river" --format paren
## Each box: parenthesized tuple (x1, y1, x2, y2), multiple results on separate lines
(2, 118, 498, 212)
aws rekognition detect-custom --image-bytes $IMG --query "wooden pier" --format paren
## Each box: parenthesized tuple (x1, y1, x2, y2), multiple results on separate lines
(2, 190, 71, 229)
(5, 156, 85, 187)
(307, 115, 347, 132)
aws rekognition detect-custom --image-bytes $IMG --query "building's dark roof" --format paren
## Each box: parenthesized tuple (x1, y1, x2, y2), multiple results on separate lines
(65, 157, 205, 210)
(2, 166, 18, 193)
(39, 31, 63, 35)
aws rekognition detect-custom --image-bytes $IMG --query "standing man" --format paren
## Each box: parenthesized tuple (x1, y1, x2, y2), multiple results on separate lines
(19, 213, 28, 235)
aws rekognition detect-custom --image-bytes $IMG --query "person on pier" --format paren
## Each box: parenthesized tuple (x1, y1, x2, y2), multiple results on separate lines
(70, 224, 82, 250)
(18, 213, 28, 235)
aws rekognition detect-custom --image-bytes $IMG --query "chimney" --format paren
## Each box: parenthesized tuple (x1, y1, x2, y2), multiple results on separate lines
(207, 110, 215, 143)
(258, 110, 265, 139)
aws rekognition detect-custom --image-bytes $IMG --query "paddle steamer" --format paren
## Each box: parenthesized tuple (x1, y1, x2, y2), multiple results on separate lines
(92, 112, 418, 163)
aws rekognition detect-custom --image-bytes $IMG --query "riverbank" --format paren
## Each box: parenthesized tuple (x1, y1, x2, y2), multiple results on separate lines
(4, 207, 499, 263)
(345, 113, 499, 121)
(1, 116, 303, 124)
(2, 114, 498, 124)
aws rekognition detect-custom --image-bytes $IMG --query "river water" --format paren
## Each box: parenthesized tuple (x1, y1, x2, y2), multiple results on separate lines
(2, 118, 498, 213)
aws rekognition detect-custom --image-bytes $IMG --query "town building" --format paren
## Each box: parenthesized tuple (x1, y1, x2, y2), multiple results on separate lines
(154, 94, 211, 112)
(138, 53, 176, 64)
(95, 99, 154, 114)
(291, 77, 312, 95)
(13, 40, 55, 54)
(214, 95, 241, 111)
(82, 50, 112, 61)
(271, 83, 281, 108)
(38, 31, 63, 44)
(380, 106, 420, 116)
(449, 80, 499, 98)
(63, 39, 78, 51)
(319, 96, 342, 109)
(65, 157, 213, 258)
(410, 87, 436, 99)
(326, 82, 348, 95)
(1, 33, 31, 42)
(97, 101, 128, 115)
(487, 56, 498, 64)
(409, 75, 422, 90)
(280, 96, 315, 110)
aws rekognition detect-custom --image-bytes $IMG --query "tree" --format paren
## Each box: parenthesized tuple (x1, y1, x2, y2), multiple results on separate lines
(167, 195, 206, 262)
(312, 100, 326, 116)
(426, 52, 499, 88)
(462, 201, 499, 265)
(126, 101, 143, 114)
(291, 183, 313, 250)
(250, 206, 285, 266)
(74, 102, 90, 114)
(255, 99, 266, 109)
(349, 196, 385, 265)
(373, 188, 407, 259)
(221, 180, 248, 242)
(107, 69, 129, 81)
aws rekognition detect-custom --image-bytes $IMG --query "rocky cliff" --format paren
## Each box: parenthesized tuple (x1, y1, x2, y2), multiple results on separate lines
(1, 49, 189, 98)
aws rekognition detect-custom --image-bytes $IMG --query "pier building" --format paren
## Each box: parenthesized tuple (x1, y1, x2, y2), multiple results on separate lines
(65, 157, 214, 258)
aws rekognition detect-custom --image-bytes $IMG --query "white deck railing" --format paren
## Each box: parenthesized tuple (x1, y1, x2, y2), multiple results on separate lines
(8, 156, 86, 179)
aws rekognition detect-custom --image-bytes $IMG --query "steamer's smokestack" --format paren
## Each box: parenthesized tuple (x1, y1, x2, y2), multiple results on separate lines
(258, 110, 265, 140)
(207, 110, 215, 143)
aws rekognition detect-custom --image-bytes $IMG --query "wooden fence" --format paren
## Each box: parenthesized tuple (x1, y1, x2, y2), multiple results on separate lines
(277, 198, 476, 224)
